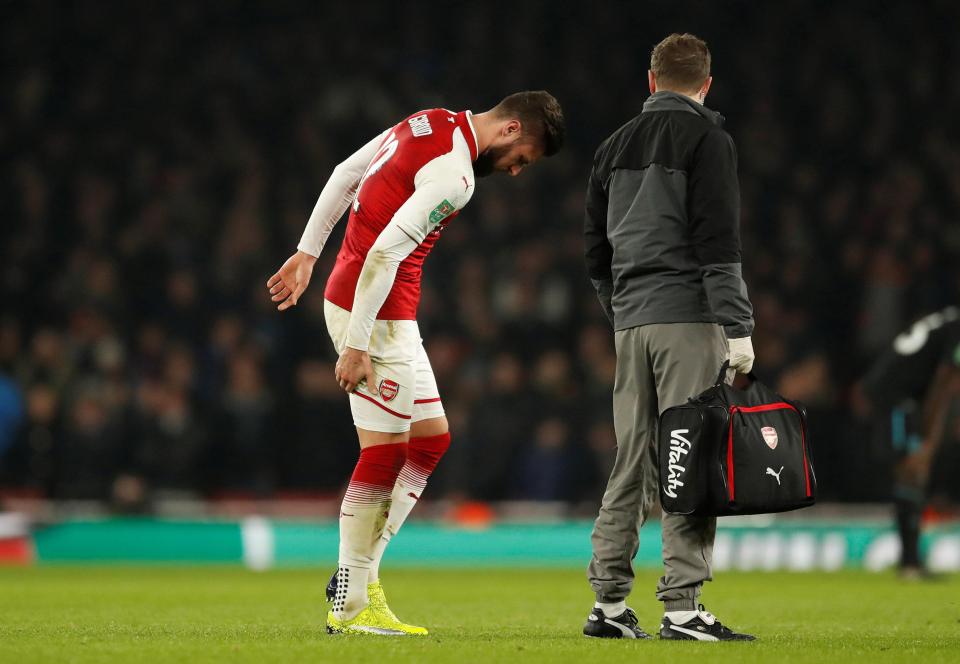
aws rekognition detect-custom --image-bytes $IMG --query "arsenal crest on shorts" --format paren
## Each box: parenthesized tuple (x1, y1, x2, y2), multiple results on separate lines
(761, 426, 778, 449)
(378, 379, 399, 402)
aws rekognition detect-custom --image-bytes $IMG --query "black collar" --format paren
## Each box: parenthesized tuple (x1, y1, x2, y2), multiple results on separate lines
(642, 91, 725, 127)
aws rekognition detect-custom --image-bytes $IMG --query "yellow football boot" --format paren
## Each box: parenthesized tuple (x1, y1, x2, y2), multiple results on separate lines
(366, 581, 428, 636)
(325, 605, 406, 636)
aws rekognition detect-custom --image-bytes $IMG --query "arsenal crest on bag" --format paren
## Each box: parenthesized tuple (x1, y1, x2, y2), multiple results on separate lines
(658, 362, 817, 516)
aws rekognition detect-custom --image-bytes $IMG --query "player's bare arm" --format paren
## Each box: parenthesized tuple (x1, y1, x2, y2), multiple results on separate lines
(900, 363, 960, 486)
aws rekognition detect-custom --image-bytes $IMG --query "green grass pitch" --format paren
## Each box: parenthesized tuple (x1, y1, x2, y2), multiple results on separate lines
(1, 566, 958, 663)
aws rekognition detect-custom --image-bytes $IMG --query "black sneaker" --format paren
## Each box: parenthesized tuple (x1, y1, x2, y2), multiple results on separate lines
(324, 569, 337, 602)
(583, 607, 652, 639)
(659, 604, 755, 641)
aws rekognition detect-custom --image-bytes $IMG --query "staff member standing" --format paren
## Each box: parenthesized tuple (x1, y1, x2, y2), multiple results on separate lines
(582, 33, 756, 642)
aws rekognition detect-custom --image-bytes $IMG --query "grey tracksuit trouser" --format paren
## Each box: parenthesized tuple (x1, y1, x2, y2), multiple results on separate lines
(588, 322, 727, 611)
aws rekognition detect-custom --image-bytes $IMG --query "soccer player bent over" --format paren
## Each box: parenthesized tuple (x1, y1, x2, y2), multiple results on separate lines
(268, 92, 565, 635)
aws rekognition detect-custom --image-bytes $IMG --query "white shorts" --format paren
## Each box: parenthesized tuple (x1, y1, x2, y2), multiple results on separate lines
(324, 300, 445, 433)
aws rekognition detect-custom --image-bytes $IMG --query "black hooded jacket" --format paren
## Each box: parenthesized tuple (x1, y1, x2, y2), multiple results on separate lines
(584, 91, 754, 338)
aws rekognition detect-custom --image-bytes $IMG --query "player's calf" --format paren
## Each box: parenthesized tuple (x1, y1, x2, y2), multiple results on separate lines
(368, 432, 451, 583)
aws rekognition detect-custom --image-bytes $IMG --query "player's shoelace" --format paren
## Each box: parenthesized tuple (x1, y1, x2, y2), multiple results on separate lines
(696, 604, 716, 624)
(696, 604, 743, 637)
(680, 604, 749, 639)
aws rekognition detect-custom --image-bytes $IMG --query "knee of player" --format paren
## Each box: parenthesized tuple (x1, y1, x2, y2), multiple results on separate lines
(411, 416, 449, 439)
(409, 431, 452, 468)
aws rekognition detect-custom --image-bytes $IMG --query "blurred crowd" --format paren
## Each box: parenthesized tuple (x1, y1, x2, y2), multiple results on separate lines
(2, 1, 960, 510)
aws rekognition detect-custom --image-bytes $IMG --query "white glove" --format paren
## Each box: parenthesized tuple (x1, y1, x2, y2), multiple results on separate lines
(727, 336, 755, 377)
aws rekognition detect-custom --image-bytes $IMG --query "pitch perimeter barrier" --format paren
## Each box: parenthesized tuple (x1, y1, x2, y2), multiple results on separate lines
(1, 517, 958, 571)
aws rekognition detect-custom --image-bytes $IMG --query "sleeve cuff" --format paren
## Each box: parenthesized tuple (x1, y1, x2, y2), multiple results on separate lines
(296, 241, 321, 258)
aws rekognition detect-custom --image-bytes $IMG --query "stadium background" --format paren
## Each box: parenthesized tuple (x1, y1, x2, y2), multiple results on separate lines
(1, 0, 960, 574)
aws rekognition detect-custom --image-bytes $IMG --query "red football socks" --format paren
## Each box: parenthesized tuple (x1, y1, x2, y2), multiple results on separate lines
(343, 442, 409, 507)
(367, 433, 451, 583)
(398, 433, 451, 498)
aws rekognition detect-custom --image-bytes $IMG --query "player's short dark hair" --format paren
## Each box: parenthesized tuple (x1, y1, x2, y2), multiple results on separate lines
(650, 33, 711, 93)
(491, 91, 565, 156)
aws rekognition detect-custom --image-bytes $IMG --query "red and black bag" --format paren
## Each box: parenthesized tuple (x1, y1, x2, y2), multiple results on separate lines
(658, 363, 817, 516)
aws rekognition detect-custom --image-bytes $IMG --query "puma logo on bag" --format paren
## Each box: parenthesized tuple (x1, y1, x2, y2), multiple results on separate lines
(664, 429, 692, 498)
(766, 465, 784, 485)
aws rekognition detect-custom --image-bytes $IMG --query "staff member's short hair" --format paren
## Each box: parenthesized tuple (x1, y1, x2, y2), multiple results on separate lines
(650, 33, 711, 92)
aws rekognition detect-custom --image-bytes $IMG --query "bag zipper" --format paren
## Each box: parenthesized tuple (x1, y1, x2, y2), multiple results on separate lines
(726, 402, 811, 501)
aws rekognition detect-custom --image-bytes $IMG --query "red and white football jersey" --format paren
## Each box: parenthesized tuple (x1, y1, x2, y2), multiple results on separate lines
(323, 109, 478, 320)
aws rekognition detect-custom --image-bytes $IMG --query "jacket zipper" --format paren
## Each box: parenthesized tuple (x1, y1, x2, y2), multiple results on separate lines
(726, 402, 811, 501)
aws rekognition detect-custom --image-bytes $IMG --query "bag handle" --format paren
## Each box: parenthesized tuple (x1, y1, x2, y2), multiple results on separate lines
(714, 360, 730, 387)
(715, 360, 759, 387)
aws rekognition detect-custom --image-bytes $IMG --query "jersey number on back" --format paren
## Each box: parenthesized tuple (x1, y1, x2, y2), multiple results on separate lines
(353, 132, 399, 212)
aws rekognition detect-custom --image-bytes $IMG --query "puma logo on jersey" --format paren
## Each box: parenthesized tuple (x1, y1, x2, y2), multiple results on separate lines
(462, 175, 472, 192)
(408, 114, 433, 137)
(766, 466, 784, 485)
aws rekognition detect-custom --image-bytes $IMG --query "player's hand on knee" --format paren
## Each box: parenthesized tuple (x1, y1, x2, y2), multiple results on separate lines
(335, 347, 375, 393)
(268, 251, 316, 311)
